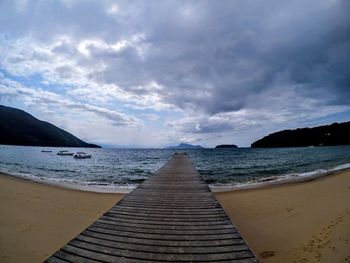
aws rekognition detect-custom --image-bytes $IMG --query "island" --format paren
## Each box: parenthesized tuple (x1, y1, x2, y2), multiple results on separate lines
(0, 105, 100, 148)
(215, 144, 238, 148)
(166, 143, 204, 149)
(251, 121, 350, 148)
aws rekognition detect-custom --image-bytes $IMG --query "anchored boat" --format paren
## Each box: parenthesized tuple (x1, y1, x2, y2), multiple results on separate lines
(57, 150, 74, 156)
(73, 152, 91, 159)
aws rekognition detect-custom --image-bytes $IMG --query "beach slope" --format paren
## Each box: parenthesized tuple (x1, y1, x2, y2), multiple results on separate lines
(0, 174, 124, 263)
(215, 170, 350, 262)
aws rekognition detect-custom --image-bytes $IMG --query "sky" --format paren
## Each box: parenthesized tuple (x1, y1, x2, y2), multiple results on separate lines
(0, 0, 349, 147)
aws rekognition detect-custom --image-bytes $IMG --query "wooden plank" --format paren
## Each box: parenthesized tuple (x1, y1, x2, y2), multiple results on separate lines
(82, 229, 246, 247)
(92, 222, 236, 235)
(110, 206, 226, 214)
(46, 250, 101, 263)
(107, 209, 227, 218)
(44, 256, 69, 263)
(103, 211, 229, 221)
(45, 153, 258, 262)
(96, 218, 236, 231)
(100, 215, 232, 226)
(86, 225, 241, 241)
(114, 202, 221, 209)
(111, 205, 224, 213)
(68, 239, 255, 262)
(76, 234, 248, 254)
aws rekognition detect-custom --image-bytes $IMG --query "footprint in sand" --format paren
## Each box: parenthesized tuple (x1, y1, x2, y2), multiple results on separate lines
(259, 251, 275, 258)
(22, 225, 33, 233)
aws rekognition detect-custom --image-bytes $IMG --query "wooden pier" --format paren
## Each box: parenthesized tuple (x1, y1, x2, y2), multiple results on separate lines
(45, 153, 258, 262)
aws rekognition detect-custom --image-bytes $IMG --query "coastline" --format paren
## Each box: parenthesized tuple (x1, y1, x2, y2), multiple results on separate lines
(211, 163, 350, 193)
(1, 169, 349, 262)
(2, 160, 350, 194)
(0, 171, 136, 194)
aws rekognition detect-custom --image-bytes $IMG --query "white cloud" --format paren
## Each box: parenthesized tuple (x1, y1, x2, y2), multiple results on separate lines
(0, 75, 142, 127)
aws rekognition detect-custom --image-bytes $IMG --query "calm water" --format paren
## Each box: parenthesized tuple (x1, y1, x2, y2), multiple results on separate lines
(0, 145, 350, 192)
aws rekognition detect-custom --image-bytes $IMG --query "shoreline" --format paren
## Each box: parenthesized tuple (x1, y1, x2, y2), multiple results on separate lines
(211, 164, 350, 192)
(0, 171, 135, 194)
(1, 162, 350, 194)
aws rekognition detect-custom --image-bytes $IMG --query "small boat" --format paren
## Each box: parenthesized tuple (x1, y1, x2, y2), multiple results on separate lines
(57, 150, 74, 156)
(41, 150, 52, 153)
(73, 152, 91, 159)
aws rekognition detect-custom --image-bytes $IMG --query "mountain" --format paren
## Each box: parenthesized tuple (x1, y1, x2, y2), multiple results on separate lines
(0, 105, 100, 148)
(215, 144, 238, 148)
(166, 143, 204, 149)
(251, 121, 350, 148)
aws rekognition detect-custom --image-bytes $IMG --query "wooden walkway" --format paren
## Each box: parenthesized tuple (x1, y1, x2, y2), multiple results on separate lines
(45, 153, 258, 262)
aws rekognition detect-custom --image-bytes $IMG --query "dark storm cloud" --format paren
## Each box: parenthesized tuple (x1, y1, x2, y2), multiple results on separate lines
(87, 0, 350, 114)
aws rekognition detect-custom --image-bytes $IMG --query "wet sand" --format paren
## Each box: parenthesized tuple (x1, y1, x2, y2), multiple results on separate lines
(1, 170, 349, 262)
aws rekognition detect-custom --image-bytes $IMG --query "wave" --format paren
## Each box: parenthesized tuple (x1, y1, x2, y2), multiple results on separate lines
(0, 169, 136, 193)
(210, 162, 350, 192)
(1, 161, 350, 194)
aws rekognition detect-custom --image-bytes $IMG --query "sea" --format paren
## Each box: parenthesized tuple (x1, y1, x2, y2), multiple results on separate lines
(0, 145, 350, 192)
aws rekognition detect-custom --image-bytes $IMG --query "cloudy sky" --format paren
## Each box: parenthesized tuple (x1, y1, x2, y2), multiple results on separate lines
(0, 0, 349, 147)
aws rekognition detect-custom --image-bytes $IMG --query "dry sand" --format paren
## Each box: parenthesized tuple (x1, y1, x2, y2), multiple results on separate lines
(216, 170, 350, 263)
(0, 170, 349, 263)
(0, 174, 124, 263)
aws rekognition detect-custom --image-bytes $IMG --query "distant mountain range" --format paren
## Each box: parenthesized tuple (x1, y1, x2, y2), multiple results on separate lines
(251, 121, 350, 148)
(166, 143, 204, 149)
(0, 105, 100, 148)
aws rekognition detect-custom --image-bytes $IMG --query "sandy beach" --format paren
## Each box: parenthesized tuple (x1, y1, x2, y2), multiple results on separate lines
(0, 170, 349, 263)
(0, 174, 124, 263)
(216, 170, 350, 262)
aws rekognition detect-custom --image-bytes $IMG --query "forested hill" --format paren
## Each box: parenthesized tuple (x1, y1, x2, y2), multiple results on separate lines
(0, 105, 100, 148)
(251, 121, 350, 148)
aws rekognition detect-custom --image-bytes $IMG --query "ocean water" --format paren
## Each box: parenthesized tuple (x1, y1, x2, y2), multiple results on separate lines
(0, 145, 350, 192)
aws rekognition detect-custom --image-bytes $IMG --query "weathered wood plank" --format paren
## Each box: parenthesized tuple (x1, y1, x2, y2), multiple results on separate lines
(82, 229, 246, 247)
(44, 256, 69, 263)
(87, 225, 241, 241)
(111, 204, 224, 213)
(47, 250, 101, 263)
(76, 234, 248, 254)
(107, 209, 227, 218)
(103, 211, 229, 221)
(96, 218, 236, 231)
(68, 239, 255, 262)
(100, 215, 232, 226)
(92, 222, 236, 235)
(110, 206, 226, 215)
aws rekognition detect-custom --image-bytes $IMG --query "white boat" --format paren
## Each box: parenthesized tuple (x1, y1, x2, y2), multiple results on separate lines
(73, 152, 91, 159)
(57, 150, 74, 156)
